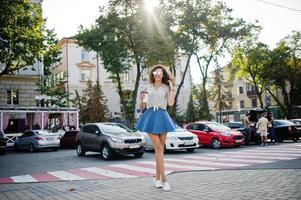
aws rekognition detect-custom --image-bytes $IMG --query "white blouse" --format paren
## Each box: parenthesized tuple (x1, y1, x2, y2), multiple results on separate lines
(145, 84, 169, 110)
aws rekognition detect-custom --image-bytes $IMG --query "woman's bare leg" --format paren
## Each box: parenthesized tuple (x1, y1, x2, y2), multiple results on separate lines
(149, 133, 166, 181)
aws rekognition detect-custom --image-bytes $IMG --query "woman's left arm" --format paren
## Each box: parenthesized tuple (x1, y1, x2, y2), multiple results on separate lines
(167, 80, 175, 106)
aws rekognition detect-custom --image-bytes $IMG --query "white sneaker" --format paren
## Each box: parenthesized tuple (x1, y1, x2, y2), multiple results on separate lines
(162, 181, 171, 191)
(153, 178, 162, 188)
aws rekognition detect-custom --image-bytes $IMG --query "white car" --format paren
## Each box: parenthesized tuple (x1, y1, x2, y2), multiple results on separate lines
(140, 127, 199, 152)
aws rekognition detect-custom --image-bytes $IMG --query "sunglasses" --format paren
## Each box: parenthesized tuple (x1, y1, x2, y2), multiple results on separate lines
(152, 71, 163, 75)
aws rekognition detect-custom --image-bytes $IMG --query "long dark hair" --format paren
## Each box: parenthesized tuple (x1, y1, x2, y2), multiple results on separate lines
(148, 64, 174, 87)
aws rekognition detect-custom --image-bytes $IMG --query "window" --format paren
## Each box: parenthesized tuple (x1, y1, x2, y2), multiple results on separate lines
(229, 102, 233, 109)
(240, 100, 245, 108)
(81, 69, 90, 81)
(121, 72, 129, 81)
(81, 50, 90, 61)
(7, 90, 19, 105)
(252, 99, 257, 107)
(239, 86, 244, 94)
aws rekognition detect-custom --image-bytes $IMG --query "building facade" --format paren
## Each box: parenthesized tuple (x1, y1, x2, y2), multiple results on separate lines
(209, 67, 282, 122)
(52, 37, 192, 120)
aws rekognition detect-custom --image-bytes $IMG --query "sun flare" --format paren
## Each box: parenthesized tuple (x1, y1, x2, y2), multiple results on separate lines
(143, 0, 159, 13)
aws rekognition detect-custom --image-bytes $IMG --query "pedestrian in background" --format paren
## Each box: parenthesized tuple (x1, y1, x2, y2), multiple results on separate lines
(243, 112, 252, 143)
(256, 112, 270, 145)
(135, 64, 177, 191)
(267, 114, 277, 143)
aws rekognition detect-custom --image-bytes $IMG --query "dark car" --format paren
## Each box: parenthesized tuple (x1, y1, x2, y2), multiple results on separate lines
(60, 130, 79, 148)
(223, 122, 261, 144)
(271, 120, 301, 142)
(289, 119, 301, 125)
(0, 130, 6, 155)
(76, 123, 145, 160)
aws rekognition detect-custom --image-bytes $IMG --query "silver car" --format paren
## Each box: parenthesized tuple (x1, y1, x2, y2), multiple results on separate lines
(76, 123, 145, 160)
(14, 130, 60, 152)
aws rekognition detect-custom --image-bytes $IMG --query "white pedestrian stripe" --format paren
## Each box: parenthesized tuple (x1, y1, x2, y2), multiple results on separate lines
(207, 153, 297, 160)
(111, 164, 172, 175)
(185, 155, 272, 164)
(47, 171, 85, 181)
(139, 161, 218, 170)
(11, 175, 38, 183)
(223, 152, 300, 159)
(82, 167, 137, 178)
(165, 158, 249, 168)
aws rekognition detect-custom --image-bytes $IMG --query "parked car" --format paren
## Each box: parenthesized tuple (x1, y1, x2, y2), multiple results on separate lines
(140, 126, 199, 152)
(289, 119, 301, 125)
(223, 122, 261, 144)
(14, 130, 60, 152)
(76, 123, 145, 160)
(185, 122, 245, 149)
(60, 130, 79, 148)
(0, 130, 6, 155)
(271, 120, 301, 142)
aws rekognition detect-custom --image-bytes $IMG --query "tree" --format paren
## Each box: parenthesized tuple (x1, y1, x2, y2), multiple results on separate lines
(36, 72, 71, 107)
(186, 94, 196, 122)
(209, 64, 229, 123)
(230, 41, 271, 109)
(76, 0, 176, 127)
(265, 31, 301, 118)
(0, 0, 60, 76)
(194, 1, 256, 120)
(75, 80, 108, 124)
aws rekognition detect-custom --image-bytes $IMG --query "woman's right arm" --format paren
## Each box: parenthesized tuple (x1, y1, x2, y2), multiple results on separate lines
(139, 92, 146, 111)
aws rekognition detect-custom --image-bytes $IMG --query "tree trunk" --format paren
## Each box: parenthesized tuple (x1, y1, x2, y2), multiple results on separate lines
(171, 54, 192, 119)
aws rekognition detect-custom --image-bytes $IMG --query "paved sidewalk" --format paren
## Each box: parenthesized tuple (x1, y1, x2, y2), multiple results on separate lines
(1, 169, 300, 200)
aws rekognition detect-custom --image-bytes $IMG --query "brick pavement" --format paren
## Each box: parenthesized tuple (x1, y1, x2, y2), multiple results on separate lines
(0, 169, 300, 200)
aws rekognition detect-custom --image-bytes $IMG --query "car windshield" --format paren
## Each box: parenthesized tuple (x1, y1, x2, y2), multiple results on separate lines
(207, 123, 231, 131)
(100, 124, 128, 134)
(173, 125, 184, 132)
(275, 120, 295, 126)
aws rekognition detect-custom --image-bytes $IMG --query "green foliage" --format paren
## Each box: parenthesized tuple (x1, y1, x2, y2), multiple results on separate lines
(36, 72, 71, 107)
(0, 0, 61, 76)
(75, 80, 108, 124)
(186, 94, 196, 122)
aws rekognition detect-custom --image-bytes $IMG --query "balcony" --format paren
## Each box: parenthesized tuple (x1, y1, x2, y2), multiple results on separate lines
(247, 90, 258, 97)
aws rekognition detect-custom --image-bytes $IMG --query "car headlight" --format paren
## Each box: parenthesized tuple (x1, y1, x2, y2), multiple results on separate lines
(110, 137, 123, 143)
(219, 132, 230, 136)
(168, 136, 178, 140)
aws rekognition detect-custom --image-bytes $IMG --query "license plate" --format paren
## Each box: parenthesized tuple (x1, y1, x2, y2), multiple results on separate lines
(184, 141, 194, 145)
(129, 144, 140, 149)
(236, 139, 243, 143)
(46, 138, 54, 141)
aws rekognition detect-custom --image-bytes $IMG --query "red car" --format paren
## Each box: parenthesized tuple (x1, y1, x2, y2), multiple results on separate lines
(60, 131, 79, 148)
(185, 122, 245, 149)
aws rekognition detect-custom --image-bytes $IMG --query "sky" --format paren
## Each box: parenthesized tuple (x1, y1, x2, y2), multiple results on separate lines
(42, 0, 301, 84)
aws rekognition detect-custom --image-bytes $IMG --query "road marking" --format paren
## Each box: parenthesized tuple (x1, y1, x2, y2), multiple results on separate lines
(165, 158, 248, 168)
(184, 155, 272, 164)
(47, 171, 85, 181)
(11, 175, 38, 183)
(140, 160, 218, 170)
(82, 167, 137, 178)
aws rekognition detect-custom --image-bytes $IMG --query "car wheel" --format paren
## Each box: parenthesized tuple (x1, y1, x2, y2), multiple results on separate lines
(211, 139, 221, 149)
(133, 152, 144, 158)
(29, 144, 35, 153)
(186, 148, 195, 153)
(76, 143, 86, 156)
(101, 143, 113, 160)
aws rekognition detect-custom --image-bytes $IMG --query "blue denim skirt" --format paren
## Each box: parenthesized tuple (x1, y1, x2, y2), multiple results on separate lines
(135, 107, 177, 134)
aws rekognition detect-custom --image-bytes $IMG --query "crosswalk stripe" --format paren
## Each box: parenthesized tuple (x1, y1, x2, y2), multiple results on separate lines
(82, 167, 137, 178)
(165, 158, 248, 168)
(47, 171, 85, 181)
(236, 150, 301, 157)
(101, 165, 153, 177)
(223, 151, 300, 158)
(11, 175, 38, 183)
(140, 161, 218, 170)
(184, 155, 272, 164)
(206, 153, 296, 160)
(132, 161, 193, 172)
(110, 164, 159, 174)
